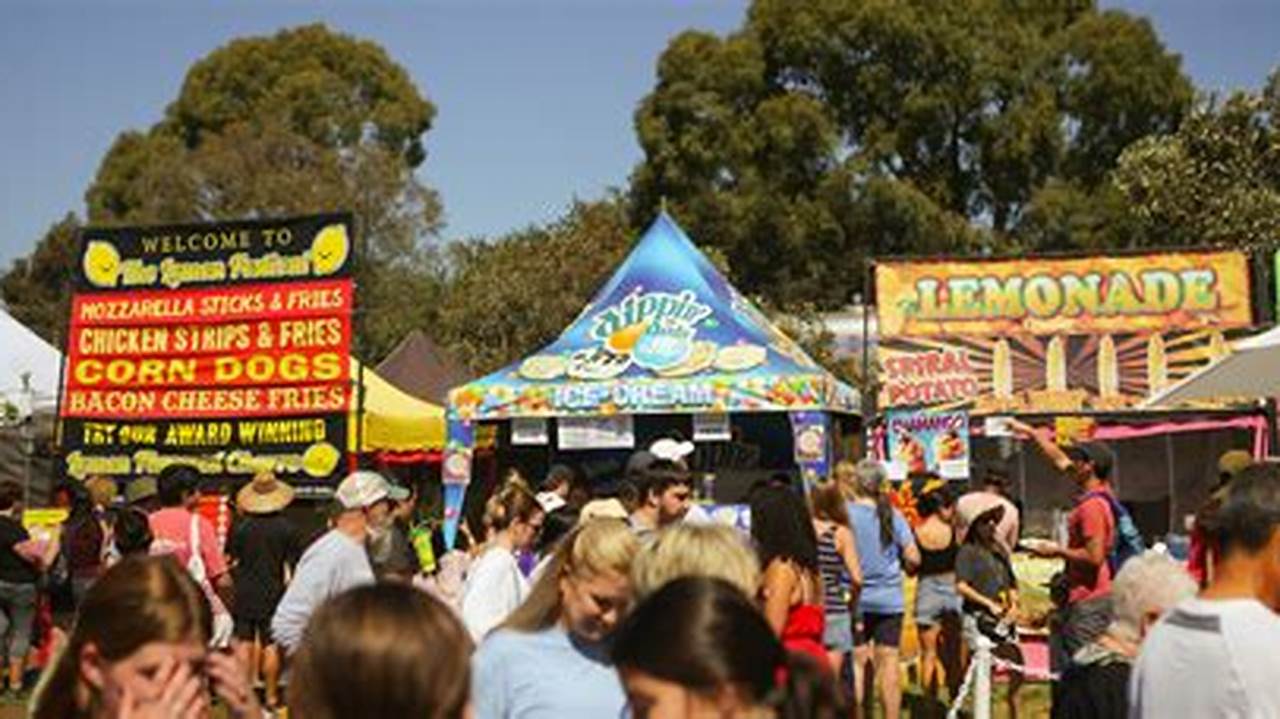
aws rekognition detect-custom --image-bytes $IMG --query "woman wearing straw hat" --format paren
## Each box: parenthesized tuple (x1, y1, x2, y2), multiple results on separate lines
(228, 471, 303, 710)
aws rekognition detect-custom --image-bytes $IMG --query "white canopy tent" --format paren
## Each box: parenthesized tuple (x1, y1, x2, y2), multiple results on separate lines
(1143, 325, 1280, 407)
(0, 310, 61, 418)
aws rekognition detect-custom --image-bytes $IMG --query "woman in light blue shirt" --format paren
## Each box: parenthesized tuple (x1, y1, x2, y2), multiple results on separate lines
(840, 459, 920, 719)
(472, 519, 639, 719)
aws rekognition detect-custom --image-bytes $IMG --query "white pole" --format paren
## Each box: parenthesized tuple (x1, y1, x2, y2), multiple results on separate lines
(972, 633, 993, 719)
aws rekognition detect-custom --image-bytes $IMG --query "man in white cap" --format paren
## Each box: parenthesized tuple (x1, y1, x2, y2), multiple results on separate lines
(271, 470, 393, 654)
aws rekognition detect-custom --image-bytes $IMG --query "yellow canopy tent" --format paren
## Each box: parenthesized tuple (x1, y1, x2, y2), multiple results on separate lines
(347, 359, 446, 453)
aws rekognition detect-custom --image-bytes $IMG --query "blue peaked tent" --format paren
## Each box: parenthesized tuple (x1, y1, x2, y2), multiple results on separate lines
(449, 213, 859, 420)
(438, 214, 858, 525)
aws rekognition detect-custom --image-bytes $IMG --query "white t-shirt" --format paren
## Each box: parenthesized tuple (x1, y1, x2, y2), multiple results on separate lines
(461, 546, 529, 642)
(270, 529, 375, 655)
(1129, 597, 1280, 718)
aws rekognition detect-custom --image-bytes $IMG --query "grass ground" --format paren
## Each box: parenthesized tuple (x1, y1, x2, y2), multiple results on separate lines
(896, 680, 1052, 718)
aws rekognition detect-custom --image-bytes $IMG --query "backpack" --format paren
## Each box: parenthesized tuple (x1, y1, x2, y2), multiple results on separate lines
(1083, 490, 1145, 574)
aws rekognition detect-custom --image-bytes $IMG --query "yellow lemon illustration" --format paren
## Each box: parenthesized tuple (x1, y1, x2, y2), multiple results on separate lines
(606, 320, 650, 354)
(301, 441, 341, 478)
(83, 240, 122, 288)
(310, 224, 350, 276)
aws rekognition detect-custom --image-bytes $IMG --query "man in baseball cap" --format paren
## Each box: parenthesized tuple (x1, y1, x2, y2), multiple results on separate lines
(272, 470, 389, 654)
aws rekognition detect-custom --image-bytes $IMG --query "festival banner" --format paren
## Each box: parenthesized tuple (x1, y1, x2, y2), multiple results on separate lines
(877, 251, 1252, 339)
(61, 214, 355, 481)
(875, 251, 1254, 413)
(884, 409, 970, 481)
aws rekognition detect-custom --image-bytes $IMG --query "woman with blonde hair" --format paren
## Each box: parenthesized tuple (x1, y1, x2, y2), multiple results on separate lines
(472, 519, 639, 719)
(288, 583, 472, 719)
(630, 522, 760, 599)
(31, 555, 259, 719)
(461, 482, 545, 641)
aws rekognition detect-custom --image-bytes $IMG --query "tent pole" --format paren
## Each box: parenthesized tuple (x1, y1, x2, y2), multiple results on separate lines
(1266, 399, 1278, 458)
(1165, 433, 1176, 536)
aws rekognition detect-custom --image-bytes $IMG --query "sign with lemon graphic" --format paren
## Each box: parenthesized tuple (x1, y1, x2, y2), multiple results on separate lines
(448, 213, 859, 420)
(62, 214, 355, 482)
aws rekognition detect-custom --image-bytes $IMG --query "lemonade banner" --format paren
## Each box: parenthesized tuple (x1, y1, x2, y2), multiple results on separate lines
(875, 251, 1255, 414)
(876, 251, 1252, 338)
(61, 214, 355, 481)
(884, 409, 970, 481)
(449, 213, 859, 421)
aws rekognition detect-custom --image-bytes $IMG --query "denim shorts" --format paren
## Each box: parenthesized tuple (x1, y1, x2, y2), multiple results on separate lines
(915, 574, 961, 626)
(823, 611, 854, 652)
(0, 580, 36, 660)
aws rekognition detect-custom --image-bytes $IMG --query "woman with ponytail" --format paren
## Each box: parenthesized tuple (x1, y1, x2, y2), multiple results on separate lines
(846, 459, 919, 719)
(472, 518, 638, 718)
(613, 576, 843, 719)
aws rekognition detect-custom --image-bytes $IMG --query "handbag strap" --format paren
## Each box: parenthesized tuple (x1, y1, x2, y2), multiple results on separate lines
(187, 514, 207, 582)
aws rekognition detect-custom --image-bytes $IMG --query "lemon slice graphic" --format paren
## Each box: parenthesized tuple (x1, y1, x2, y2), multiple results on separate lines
(606, 320, 649, 354)
(301, 441, 341, 478)
(83, 240, 122, 288)
(310, 224, 350, 276)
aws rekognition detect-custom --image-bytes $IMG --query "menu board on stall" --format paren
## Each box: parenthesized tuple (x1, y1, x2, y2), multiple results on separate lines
(876, 251, 1254, 414)
(61, 214, 355, 481)
(557, 416, 635, 450)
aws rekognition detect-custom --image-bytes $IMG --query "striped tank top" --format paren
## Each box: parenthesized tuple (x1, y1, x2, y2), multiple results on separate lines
(816, 526, 850, 616)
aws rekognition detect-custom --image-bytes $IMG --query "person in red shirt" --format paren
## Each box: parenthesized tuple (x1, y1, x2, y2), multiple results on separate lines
(148, 466, 232, 609)
(1009, 420, 1116, 673)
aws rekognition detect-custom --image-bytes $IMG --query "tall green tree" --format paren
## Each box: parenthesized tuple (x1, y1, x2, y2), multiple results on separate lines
(0, 214, 81, 343)
(5, 24, 441, 360)
(630, 0, 1193, 305)
(1111, 70, 1280, 249)
(436, 198, 634, 374)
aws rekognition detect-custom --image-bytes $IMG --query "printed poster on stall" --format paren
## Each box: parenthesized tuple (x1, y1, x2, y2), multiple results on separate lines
(885, 409, 970, 481)
(60, 214, 355, 481)
(875, 251, 1254, 413)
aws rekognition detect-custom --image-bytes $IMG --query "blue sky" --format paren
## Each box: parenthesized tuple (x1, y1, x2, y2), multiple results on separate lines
(1, 0, 1277, 265)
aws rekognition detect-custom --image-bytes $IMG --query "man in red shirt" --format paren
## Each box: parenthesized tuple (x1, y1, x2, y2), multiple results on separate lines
(1009, 420, 1116, 672)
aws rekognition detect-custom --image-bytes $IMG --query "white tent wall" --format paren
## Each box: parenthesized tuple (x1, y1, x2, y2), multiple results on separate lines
(0, 310, 61, 417)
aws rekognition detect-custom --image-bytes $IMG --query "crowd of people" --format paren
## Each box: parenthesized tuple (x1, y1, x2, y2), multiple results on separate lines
(0, 421, 1273, 718)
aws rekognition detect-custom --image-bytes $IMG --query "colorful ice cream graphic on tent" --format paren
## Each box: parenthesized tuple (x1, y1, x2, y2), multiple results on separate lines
(449, 213, 858, 420)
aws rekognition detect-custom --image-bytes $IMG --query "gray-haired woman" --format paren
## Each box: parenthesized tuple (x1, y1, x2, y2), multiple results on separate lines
(1052, 551, 1196, 719)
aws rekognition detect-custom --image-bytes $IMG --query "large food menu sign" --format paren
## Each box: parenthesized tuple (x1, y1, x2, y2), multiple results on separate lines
(875, 251, 1253, 413)
(61, 214, 354, 481)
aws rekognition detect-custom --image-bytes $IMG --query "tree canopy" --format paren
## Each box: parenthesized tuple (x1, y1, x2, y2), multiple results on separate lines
(435, 198, 634, 375)
(1111, 70, 1280, 249)
(630, 0, 1193, 306)
(4, 24, 441, 360)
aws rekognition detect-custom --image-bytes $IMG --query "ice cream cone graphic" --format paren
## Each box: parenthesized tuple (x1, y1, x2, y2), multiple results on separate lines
(1098, 335, 1119, 398)
(993, 339, 1013, 399)
(1046, 336, 1067, 392)
(1147, 335, 1168, 394)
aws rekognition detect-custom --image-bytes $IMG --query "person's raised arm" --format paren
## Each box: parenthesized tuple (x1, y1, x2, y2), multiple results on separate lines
(1008, 419, 1072, 472)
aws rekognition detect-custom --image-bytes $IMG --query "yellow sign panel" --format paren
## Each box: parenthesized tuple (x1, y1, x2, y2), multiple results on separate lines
(876, 251, 1253, 338)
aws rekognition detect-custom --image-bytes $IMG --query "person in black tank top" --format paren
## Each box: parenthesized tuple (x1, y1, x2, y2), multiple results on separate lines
(912, 479, 965, 708)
